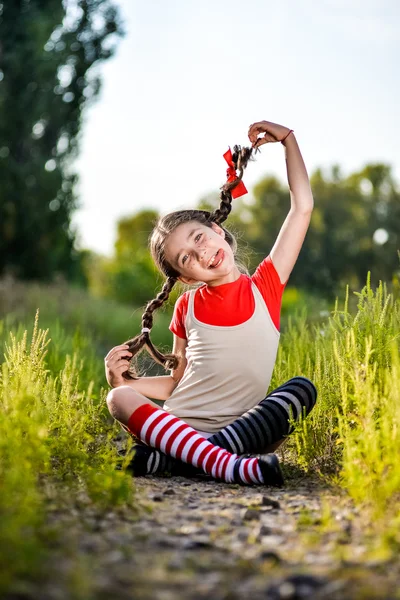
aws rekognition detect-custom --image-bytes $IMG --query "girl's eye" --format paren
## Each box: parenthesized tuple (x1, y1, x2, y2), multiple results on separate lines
(181, 233, 201, 265)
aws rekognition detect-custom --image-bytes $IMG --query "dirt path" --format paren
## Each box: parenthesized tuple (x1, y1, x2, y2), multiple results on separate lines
(22, 473, 399, 600)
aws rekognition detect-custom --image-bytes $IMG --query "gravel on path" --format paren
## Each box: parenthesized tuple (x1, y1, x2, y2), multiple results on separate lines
(11, 472, 398, 600)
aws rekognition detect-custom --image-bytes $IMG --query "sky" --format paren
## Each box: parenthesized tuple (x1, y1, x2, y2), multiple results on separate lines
(72, 0, 400, 257)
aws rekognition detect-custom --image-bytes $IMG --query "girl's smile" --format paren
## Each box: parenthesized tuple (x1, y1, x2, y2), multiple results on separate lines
(208, 248, 224, 268)
(164, 221, 240, 286)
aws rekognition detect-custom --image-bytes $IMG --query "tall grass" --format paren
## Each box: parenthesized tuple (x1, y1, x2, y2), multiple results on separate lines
(1, 273, 400, 594)
(0, 275, 174, 360)
(276, 274, 400, 550)
(0, 312, 135, 596)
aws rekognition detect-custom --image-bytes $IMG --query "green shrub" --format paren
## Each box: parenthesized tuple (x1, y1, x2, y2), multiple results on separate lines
(0, 312, 135, 595)
(277, 274, 400, 550)
(1, 272, 400, 583)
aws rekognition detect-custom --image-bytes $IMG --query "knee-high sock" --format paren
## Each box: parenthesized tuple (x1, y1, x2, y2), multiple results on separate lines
(126, 404, 266, 485)
(209, 376, 317, 454)
(126, 376, 317, 476)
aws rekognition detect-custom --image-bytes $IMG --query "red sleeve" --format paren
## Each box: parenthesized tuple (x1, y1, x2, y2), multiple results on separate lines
(169, 292, 189, 339)
(251, 255, 287, 331)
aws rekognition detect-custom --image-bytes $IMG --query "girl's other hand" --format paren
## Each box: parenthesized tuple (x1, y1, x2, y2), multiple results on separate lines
(104, 344, 133, 387)
(248, 120, 292, 149)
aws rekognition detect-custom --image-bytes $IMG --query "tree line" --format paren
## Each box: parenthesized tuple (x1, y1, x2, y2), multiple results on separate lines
(0, 0, 123, 283)
(85, 162, 400, 305)
(1, 3, 399, 304)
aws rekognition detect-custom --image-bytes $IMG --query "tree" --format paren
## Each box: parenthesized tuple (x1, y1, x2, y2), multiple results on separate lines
(86, 210, 170, 306)
(0, 0, 123, 282)
(87, 163, 400, 307)
(299, 163, 400, 294)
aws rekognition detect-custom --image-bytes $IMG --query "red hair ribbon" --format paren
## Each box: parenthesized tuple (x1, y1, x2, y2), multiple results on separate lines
(223, 148, 248, 199)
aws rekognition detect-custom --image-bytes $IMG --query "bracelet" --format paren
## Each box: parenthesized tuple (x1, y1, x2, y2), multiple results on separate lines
(280, 129, 294, 143)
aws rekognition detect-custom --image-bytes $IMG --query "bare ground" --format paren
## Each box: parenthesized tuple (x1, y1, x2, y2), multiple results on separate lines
(7, 469, 400, 600)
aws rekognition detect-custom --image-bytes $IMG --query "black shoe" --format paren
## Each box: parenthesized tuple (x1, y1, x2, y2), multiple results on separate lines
(118, 443, 202, 478)
(234, 453, 284, 487)
(258, 453, 284, 487)
(118, 443, 153, 476)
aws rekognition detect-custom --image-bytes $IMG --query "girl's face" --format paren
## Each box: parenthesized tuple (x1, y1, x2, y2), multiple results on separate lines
(164, 221, 240, 286)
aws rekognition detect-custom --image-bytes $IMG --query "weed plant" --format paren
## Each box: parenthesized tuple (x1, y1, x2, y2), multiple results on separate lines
(0, 312, 135, 596)
(275, 274, 400, 552)
(1, 273, 400, 593)
(0, 275, 173, 360)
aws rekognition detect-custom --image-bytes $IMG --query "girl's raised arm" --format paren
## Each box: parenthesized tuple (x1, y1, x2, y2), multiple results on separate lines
(248, 121, 314, 285)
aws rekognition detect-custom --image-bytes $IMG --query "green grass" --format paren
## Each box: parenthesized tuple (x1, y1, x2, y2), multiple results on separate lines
(274, 274, 400, 553)
(0, 311, 136, 596)
(0, 274, 400, 593)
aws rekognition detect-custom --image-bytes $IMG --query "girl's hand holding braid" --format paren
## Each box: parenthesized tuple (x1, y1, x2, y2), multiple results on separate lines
(248, 120, 293, 149)
(105, 344, 133, 388)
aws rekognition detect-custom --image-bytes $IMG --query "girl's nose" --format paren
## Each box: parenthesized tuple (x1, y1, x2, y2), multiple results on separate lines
(197, 248, 207, 262)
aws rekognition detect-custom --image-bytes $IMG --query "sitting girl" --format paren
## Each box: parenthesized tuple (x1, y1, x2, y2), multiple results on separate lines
(105, 120, 317, 486)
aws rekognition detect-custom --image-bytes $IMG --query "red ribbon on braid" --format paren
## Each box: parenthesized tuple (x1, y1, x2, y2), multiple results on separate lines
(223, 148, 248, 199)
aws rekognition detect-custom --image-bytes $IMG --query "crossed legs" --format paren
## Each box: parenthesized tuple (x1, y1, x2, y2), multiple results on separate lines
(107, 376, 317, 478)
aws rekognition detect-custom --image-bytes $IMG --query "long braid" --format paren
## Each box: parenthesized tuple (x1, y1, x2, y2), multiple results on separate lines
(122, 277, 179, 379)
(211, 145, 255, 226)
(121, 144, 256, 379)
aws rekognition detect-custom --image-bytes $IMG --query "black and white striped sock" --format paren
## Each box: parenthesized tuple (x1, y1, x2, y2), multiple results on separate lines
(208, 376, 317, 454)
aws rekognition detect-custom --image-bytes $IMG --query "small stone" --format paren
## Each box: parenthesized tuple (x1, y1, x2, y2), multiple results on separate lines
(155, 537, 179, 549)
(196, 527, 211, 536)
(186, 513, 203, 521)
(182, 537, 213, 550)
(258, 524, 273, 536)
(267, 574, 328, 599)
(152, 494, 163, 502)
(163, 488, 176, 496)
(260, 534, 285, 547)
(80, 537, 100, 553)
(168, 555, 185, 570)
(279, 581, 296, 598)
(230, 518, 244, 527)
(237, 528, 250, 541)
(104, 550, 124, 564)
(261, 496, 281, 509)
(241, 508, 261, 521)
(186, 495, 198, 503)
(259, 550, 282, 564)
(177, 524, 200, 535)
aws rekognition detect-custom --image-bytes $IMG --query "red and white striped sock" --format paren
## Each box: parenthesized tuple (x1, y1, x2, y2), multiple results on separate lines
(127, 404, 264, 485)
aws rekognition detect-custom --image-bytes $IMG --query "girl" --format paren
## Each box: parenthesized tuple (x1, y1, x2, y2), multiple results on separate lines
(105, 120, 317, 487)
